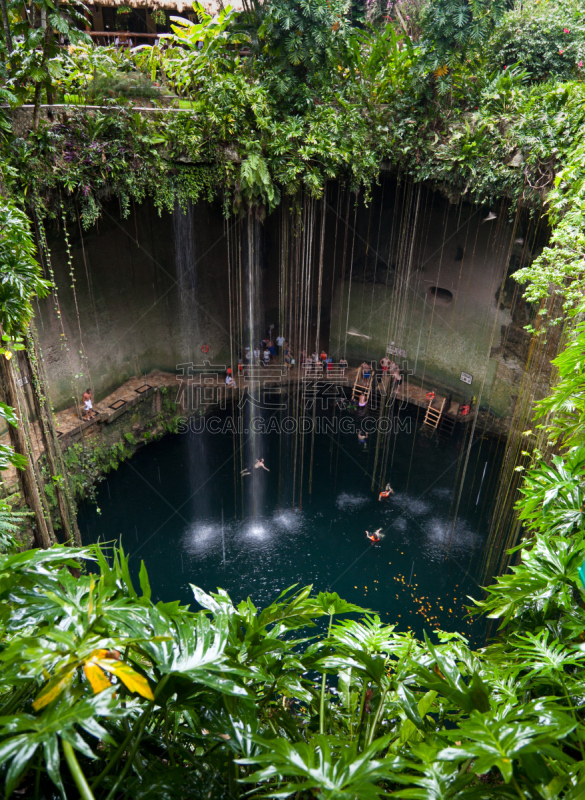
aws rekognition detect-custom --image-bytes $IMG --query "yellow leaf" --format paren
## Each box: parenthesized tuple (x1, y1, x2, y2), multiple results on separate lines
(83, 662, 111, 695)
(33, 665, 76, 711)
(96, 659, 154, 701)
(434, 64, 449, 78)
(88, 648, 110, 660)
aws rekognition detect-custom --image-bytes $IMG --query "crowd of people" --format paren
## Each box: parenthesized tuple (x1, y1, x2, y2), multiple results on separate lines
(224, 345, 405, 389)
(223, 335, 407, 394)
(224, 333, 293, 387)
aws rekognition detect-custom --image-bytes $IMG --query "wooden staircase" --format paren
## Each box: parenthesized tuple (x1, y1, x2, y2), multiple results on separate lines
(422, 397, 445, 431)
(352, 364, 373, 404)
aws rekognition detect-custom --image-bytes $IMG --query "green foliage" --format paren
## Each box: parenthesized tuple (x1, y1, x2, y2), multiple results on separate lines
(488, 0, 585, 82)
(51, 44, 136, 102)
(0, 538, 584, 798)
(0, 402, 26, 473)
(531, 311, 585, 447)
(0, 501, 28, 553)
(422, 0, 511, 59)
(7, 0, 585, 226)
(477, 314, 585, 643)
(1, 0, 90, 105)
(169, 1, 238, 54)
(0, 199, 51, 336)
(345, 23, 418, 105)
(63, 440, 135, 502)
(514, 127, 585, 312)
(260, 0, 349, 82)
(86, 72, 164, 103)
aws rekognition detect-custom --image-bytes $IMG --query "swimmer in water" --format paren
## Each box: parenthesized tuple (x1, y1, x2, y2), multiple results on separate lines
(241, 469, 251, 476)
(255, 459, 270, 471)
(357, 431, 368, 444)
(378, 484, 394, 501)
(366, 528, 384, 542)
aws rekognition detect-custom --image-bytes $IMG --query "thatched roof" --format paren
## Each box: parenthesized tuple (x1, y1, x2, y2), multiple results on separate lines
(96, 0, 244, 14)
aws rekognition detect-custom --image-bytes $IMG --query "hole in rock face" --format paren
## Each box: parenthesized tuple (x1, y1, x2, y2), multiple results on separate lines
(427, 286, 453, 305)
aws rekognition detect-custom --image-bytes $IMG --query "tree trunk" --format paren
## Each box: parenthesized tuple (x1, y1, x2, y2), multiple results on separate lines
(20, 329, 81, 545)
(32, 78, 43, 133)
(0, 0, 13, 53)
(32, 23, 53, 131)
(0, 350, 55, 548)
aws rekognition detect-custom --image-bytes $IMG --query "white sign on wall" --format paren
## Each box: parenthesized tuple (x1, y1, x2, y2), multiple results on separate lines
(460, 371, 473, 385)
(386, 344, 407, 359)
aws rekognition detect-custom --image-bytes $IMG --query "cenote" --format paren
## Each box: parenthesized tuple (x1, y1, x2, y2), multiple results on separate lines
(79, 401, 503, 645)
(51, 177, 530, 647)
(6, 2, 585, 796)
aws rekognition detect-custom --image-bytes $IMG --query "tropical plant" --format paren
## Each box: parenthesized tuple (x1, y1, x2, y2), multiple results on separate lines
(50, 44, 137, 102)
(0, 402, 26, 474)
(0, 199, 51, 337)
(0, 533, 583, 798)
(422, 0, 512, 58)
(487, 0, 585, 82)
(529, 310, 585, 448)
(1, 0, 90, 122)
(345, 23, 419, 105)
(0, 501, 28, 552)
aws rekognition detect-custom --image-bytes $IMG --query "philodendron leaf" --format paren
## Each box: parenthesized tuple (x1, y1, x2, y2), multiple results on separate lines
(94, 659, 154, 700)
(399, 696, 437, 748)
(314, 591, 366, 616)
(5, 739, 39, 797)
(43, 736, 65, 798)
(83, 663, 111, 695)
(139, 560, 151, 601)
(32, 665, 77, 711)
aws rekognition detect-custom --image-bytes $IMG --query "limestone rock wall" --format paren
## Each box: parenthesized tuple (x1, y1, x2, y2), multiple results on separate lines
(34, 181, 542, 419)
(35, 198, 231, 410)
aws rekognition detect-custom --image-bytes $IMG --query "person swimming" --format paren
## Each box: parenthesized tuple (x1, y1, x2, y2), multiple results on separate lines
(255, 458, 270, 471)
(366, 528, 384, 542)
(378, 484, 394, 501)
(358, 393, 367, 408)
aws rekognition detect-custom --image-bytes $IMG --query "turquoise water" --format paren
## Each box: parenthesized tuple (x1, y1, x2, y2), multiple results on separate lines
(79, 406, 502, 645)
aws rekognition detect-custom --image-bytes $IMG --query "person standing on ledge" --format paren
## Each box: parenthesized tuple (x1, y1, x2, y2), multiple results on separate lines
(82, 388, 93, 421)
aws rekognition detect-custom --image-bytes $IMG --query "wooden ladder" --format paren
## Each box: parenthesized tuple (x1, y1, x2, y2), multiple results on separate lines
(423, 397, 445, 431)
(352, 366, 373, 403)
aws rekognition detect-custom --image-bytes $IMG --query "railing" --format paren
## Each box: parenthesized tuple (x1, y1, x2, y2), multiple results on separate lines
(88, 31, 162, 46)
